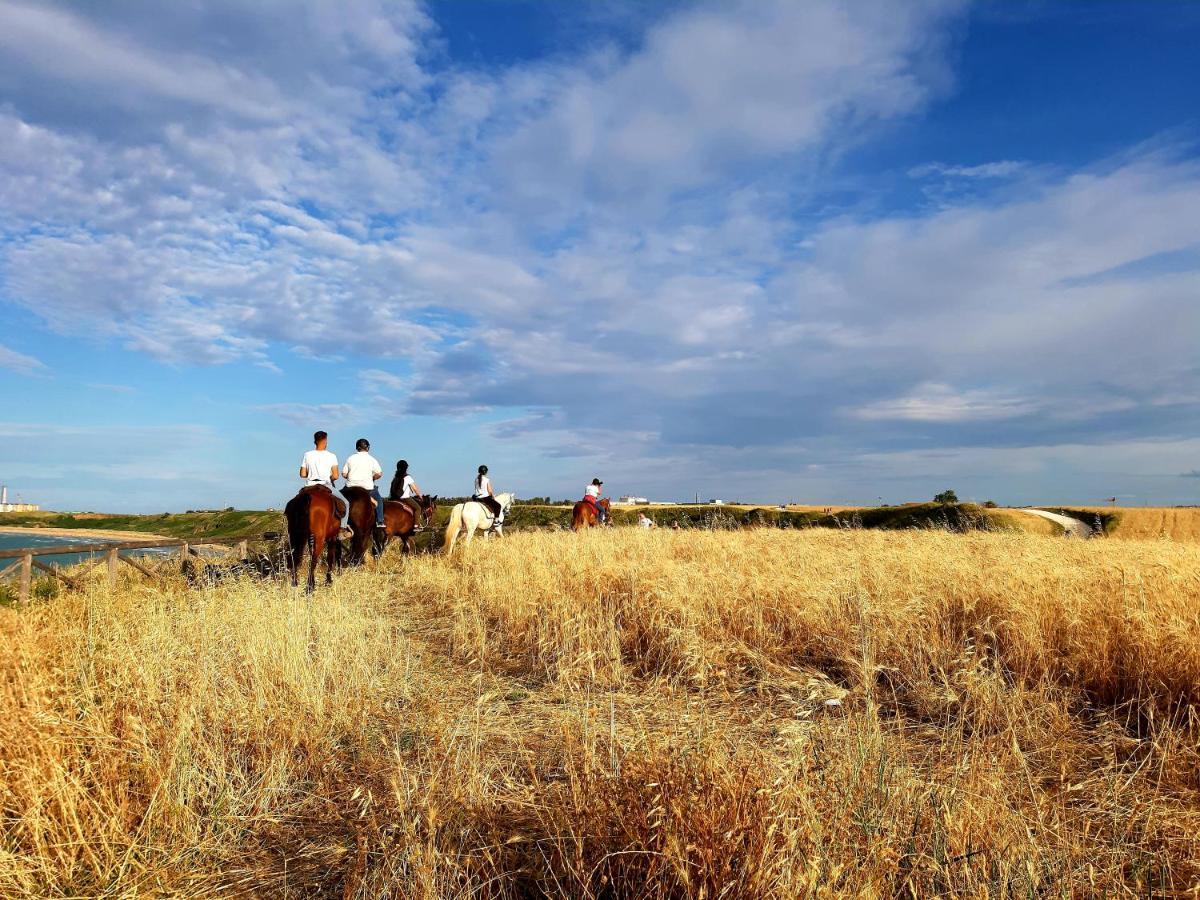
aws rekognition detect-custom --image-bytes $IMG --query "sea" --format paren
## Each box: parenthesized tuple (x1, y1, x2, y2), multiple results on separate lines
(0, 531, 168, 568)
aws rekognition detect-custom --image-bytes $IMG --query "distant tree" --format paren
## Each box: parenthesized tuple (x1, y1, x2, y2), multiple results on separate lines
(983, 500, 998, 509)
(933, 489, 959, 505)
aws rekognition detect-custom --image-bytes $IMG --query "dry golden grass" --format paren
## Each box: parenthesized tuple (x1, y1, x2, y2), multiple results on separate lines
(3, 529, 1200, 897)
(1078, 507, 1200, 541)
(981, 509, 1063, 536)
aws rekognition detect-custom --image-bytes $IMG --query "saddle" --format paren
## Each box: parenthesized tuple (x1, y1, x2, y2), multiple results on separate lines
(469, 498, 502, 530)
(299, 484, 347, 519)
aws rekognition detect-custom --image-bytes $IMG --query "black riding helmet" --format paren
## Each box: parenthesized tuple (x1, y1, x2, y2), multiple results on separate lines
(478, 464, 488, 474)
(356, 438, 370, 451)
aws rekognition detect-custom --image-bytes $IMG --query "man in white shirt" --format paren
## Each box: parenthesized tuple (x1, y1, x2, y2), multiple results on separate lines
(342, 438, 385, 529)
(299, 430, 346, 518)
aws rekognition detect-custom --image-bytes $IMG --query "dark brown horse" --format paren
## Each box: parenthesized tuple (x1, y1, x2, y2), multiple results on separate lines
(344, 487, 437, 562)
(572, 496, 610, 531)
(284, 485, 344, 591)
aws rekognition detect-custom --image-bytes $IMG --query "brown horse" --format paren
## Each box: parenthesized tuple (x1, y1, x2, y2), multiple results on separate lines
(284, 485, 344, 591)
(344, 487, 437, 562)
(572, 496, 610, 531)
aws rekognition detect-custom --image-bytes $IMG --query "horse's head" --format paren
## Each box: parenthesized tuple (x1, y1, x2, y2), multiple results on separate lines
(497, 491, 515, 513)
(599, 497, 611, 510)
(421, 494, 438, 522)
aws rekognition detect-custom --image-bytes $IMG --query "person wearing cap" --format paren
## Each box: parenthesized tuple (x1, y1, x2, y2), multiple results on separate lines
(343, 438, 385, 529)
(584, 477, 607, 524)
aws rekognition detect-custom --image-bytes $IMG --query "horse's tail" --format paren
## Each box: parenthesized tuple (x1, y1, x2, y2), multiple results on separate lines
(443, 503, 464, 553)
(284, 492, 311, 571)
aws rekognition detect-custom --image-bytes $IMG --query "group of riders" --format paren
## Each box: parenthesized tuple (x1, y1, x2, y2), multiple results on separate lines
(296, 429, 611, 534)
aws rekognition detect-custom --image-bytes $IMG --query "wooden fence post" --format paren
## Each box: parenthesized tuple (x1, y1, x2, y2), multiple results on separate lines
(19, 553, 31, 605)
(179, 542, 189, 572)
(237, 540, 248, 560)
(106, 549, 119, 587)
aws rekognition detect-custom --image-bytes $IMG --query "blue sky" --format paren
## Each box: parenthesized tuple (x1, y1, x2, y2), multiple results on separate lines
(1, 0, 1198, 512)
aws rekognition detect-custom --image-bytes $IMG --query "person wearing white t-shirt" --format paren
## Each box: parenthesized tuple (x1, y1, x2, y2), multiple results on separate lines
(388, 459, 425, 524)
(472, 464, 503, 521)
(300, 430, 339, 487)
(343, 438, 385, 529)
(638, 512, 655, 529)
(299, 430, 346, 518)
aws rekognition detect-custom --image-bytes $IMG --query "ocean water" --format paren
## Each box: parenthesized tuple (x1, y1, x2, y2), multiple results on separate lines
(0, 532, 169, 569)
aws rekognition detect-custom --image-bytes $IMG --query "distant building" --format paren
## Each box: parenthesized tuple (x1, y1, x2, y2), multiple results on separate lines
(0, 485, 39, 513)
(616, 495, 650, 505)
(708, 499, 725, 505)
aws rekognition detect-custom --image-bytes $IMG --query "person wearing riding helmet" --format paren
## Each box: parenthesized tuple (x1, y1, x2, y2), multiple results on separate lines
(343, 438, 385, 529)
(389, 459, 425, 525)
(473, 465, 503, 522)
(584, 477, 607, 524)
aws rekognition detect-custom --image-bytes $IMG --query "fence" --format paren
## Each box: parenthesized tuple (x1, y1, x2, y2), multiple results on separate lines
(0, 537, 249, 604)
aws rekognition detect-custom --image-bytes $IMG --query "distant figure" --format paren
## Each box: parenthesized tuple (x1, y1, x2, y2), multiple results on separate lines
(583, 478, 607, 524)
(343, 438, 385, 529)
(389, 459, 426, 523)
(473, 464, 503, 522)
(638, 512, 655, 529)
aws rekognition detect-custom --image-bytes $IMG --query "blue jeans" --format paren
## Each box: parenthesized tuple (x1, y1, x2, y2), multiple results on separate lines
(372, 486, 386, 526)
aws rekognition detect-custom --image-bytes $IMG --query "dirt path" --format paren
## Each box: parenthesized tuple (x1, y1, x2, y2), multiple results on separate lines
(1014, 509, 1093, 537)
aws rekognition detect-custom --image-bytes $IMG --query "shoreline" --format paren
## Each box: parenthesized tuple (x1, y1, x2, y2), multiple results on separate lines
(0, 526, 169, 541)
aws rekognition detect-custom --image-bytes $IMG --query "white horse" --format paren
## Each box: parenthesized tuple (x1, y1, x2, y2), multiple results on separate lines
(443, 492, 514, 553)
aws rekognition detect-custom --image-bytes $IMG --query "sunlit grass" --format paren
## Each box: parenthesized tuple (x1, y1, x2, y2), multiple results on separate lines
(2, 528, 1198, 896)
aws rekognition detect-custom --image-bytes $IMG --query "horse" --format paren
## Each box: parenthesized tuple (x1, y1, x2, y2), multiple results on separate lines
(572, 496, 610, 531)
(443, 492, 514, 553)
(344, 487, 437, 562)
(284, 485, 344, 592)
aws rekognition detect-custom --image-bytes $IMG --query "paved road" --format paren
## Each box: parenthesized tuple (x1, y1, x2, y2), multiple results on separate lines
(1016, 508, 1094, 537)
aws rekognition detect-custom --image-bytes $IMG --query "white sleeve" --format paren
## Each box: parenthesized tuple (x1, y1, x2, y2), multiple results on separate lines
(373, 458, 382, 477)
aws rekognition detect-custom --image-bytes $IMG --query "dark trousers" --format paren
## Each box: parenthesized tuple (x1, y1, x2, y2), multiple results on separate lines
(475, 495, 502, 518)
(371, 486, 386, 526)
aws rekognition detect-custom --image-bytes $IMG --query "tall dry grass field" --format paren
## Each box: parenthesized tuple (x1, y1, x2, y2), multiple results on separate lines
(3, 529, 1199, 897)
(1086, 507, 1200, 541)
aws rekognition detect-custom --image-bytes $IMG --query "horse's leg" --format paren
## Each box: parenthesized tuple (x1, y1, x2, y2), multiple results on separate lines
(326, 530, 338, 584)
(308, 534, 321, 593)
(287, 527, 301, 586)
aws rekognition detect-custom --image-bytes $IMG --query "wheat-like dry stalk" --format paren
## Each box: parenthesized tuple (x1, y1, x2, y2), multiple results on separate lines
(2, 528, 1198, 897)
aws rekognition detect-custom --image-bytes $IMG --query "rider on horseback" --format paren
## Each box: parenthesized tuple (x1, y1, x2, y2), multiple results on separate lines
(343, 438, 385, 530)
(389, 459, 426, 527)
(473, 464, 504, 529)
(583, 478, 607, 524)
(299, 430, 346, 519)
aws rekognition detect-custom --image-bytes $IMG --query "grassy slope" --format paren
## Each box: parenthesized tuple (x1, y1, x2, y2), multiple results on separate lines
(0, 509, 284, 541)
(3, 529, 1199, 896)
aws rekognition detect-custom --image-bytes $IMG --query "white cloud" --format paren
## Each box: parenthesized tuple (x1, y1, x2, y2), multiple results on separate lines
(256, 404, 360, 428)
(908, 160, 1027, 180)
(0, 343, 47, 375)
(0, 0, 1198, 504)
(849, 383, 1040, 422)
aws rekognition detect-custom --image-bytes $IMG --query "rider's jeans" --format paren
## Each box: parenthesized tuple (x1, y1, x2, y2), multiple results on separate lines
(371, 487, 386, 526)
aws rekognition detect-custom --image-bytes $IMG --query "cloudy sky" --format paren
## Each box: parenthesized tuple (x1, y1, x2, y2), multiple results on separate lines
(1, 0, 1198, 512)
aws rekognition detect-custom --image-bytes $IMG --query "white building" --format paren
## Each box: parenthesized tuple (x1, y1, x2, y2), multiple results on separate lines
(0, 485, 39, 513)
(616, 495, 650, 505)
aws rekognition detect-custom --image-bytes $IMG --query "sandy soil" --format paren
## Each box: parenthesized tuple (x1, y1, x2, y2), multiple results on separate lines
(0, 526, 169, 541)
